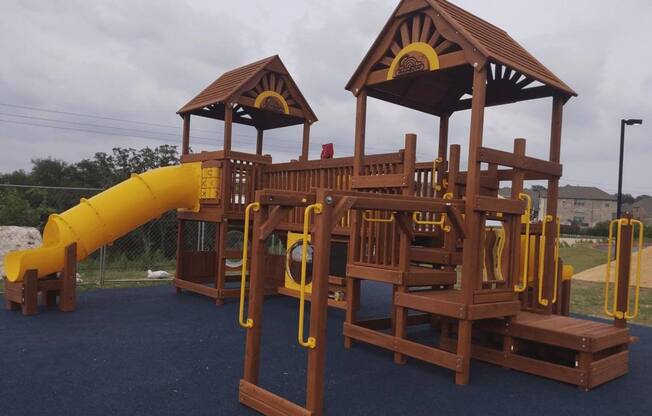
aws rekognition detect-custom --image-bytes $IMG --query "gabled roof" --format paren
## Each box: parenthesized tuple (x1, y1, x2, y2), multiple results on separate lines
(346, 0, 575, 115)
(542, 185, 616, 201)
(178, 55, 317, 130)
(430, 0, 575, 97)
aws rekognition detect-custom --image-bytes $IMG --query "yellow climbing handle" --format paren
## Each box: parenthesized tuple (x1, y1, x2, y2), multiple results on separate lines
(412, 211, 451, 232)
(297, 203, 322, 349)
(515, 193, 532, 292)
(626, 219, 644, 319)
(362, 210, 395, 223)
(238, 202, 260, 329)
(432, 156, 444, 191)
(494, 227, 506, 281)
(604, 219, 620, 317)
(605, 218, 645, 319)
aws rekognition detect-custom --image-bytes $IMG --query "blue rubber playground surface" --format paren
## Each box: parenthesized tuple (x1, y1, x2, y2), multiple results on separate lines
(1, 283, 651, 415)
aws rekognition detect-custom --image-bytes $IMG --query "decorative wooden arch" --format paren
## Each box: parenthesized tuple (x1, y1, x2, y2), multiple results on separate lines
(178, 55, 317, 159)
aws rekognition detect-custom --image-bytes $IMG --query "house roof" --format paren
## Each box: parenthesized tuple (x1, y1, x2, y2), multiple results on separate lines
(632, 197, 652, 214)
(346, 0, 575, 115)
(178, 55, 317, 130)
(542, 185, 616, 201)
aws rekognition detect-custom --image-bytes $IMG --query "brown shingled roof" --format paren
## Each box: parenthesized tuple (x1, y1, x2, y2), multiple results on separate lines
(429, 0, 576, 96)
(178, 56, 277, 114)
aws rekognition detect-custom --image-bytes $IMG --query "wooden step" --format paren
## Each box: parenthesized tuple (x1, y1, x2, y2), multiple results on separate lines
(394, 289, 520, 320)
(346, 263, 456, 286)
(410, 247, 462, 266)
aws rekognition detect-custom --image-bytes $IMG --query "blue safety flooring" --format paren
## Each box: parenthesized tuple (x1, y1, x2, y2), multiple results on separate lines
(1, 282, 650, 415)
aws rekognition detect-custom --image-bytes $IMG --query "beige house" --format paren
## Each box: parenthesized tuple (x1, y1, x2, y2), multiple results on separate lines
(538, 185, 616, 227)
(631, 197, 652, 225)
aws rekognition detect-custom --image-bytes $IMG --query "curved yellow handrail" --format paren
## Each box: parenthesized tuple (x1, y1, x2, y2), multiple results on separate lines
(362, 210, 395, 223)
(626, 219, 644, 319)
(515, 193, 532, 292)
(238, 202, 260, 329)
(494, 227, 506, 282)
(297, 203, 322, 349)
(412, 211, 451, 232)
(604, 219, 620, 317)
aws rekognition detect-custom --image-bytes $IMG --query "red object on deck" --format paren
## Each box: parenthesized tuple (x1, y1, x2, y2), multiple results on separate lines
(321, 143, 334, 159)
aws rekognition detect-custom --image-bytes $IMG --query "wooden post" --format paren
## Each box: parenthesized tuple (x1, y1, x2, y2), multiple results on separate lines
(394, 133, 416, 365)
(22, 270, 38, 316)
(614, 218, 633, 329)
(182, 114, 191, 155)
(242, 201, 269, 384)
(256, 129, 264, 155)
(436, 114, 450, 198)
(457, 65, 488, 386)
(443, 145, 461, 256)
(507, 139, 526, 287)
(345, 89, 367, 349)
(175, 220, 185, 294)
(215, 220, 228, 306)
(59, 243, 77, 312)
(300, 121, 310, 161)
(224, 103, 233, 152)
(305, 190, 333, 414)
(542, 96, 564, 314)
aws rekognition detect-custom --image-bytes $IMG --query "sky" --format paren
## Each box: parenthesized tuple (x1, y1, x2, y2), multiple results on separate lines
(0, 0, 650, 195)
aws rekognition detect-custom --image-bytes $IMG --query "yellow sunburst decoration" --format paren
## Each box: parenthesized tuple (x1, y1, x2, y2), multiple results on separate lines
(254, 90, 290, 114)
(387, 42, 440, 80)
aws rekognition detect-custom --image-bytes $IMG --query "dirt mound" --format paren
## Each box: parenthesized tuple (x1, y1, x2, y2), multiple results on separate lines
(574, 245, 652, 288)
(0, 226, 42, 277)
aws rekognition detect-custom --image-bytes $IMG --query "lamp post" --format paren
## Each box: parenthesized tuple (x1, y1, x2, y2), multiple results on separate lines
(616, 118, 643, 219)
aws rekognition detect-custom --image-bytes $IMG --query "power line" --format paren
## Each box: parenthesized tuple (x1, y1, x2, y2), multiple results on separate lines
(0, 183, 104, 191)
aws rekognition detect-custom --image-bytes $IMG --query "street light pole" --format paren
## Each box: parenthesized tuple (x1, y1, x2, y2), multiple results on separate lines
(616, 118, 643, 219)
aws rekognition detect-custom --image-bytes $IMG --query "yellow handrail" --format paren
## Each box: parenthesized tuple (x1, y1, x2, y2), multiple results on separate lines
(238, 201, 260, 329)
(297, 203, 322, 349)
(494, 227, 506, 281)
(626, 219, 644, 319)
(537, 215, 559, 306)
(362, 210, 395, 223)
(605, 218, 645, 319)
(515, 193, 532, 292)
(412, 211, 451, 232)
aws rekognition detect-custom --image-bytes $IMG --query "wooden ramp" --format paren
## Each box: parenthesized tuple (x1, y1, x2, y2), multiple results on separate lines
(442, 311, 631, 390)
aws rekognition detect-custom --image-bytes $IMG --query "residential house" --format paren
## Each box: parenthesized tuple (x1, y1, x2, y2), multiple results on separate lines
(631, 197, 652, 225)
(538, 185, 616, 227)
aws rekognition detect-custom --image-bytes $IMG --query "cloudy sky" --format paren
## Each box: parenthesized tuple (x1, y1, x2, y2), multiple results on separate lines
(1, 0, 650, 195)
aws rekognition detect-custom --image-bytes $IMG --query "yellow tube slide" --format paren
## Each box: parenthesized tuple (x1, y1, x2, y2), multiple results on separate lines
(4, 162, 202, 282)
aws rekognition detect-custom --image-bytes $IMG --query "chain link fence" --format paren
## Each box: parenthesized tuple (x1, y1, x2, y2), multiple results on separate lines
(1, 184, 180, 289)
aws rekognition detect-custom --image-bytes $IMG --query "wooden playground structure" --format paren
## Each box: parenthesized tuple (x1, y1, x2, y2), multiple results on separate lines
(169, 1, 643, 414)
(2, 1, 644, 415)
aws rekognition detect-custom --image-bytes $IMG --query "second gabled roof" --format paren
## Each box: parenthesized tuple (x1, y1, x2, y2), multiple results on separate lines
(178, 55, 317, 129)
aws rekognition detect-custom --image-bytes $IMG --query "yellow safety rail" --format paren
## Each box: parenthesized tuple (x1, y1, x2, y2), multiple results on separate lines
(297, 203, 322, 349)
(515, 193, 532, 292)
(238, 202, 260, 329)
(412, 211, 451, 232)
(362, 210, 395, 223)
(537, 215, 560, 306)
(432, 157, 443, 191)
(493, 227, 506, 282)
(604, 218, 644, 319)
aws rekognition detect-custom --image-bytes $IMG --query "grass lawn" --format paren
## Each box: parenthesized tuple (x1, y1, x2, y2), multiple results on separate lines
(561, 243, 652, 326)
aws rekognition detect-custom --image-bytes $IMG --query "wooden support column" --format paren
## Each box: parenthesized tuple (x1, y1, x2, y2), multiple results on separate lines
(393, 133, 417, 365)
(215, 219, 228, 306)
(224, 103, 233, 152)
(59, 243, 77, 312)
(542, 96, 564, 314)
(305, 190, 333, 415)
(256, 129, 264, 155)
(345, 90, 367, 349)
(182, 114, 191, 155)
(22, 270, 39, 316)
(444, 144, 461, 256)
(507, 139, 526, 286)
(300, 121, 310, 161)
(242, 203, 269, 384)
(436, 114, 450, 198)
(457, 65, 488, 386)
